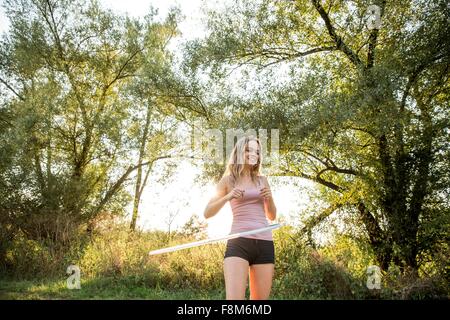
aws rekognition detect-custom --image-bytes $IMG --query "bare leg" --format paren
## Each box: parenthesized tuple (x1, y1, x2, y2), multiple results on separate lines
(249, 263, 274, 300)
(223, 257, 249, 300)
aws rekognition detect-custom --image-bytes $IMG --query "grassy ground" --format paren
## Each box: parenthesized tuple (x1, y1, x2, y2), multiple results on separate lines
(2, 225, 447, 300)
(0, 277, 225, 300)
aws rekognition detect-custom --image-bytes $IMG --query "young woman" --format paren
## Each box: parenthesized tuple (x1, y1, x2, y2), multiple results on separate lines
(203, 135, 277, 300)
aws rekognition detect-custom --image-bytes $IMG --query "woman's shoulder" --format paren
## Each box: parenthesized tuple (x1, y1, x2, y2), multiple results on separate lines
(221, 175, 233, 182)
(257, 175, 269, 186)
(220, 175, 235, 188)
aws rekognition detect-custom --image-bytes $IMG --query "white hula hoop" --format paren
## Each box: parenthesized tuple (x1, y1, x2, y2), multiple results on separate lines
(148, 223, 284, 256)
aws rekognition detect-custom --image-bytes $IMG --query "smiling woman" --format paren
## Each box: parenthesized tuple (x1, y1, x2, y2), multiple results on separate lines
(202, 135, 279, 300)
(133, 152, 307, 239)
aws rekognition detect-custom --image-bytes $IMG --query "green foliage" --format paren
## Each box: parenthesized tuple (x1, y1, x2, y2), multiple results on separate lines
(1, 228, 89, 279)
(182, 0, 450, 275)
(0, 0, 193, 256)
(1, 224, 448, 299)
(0, 0, 448, 300)
(273, 226, 366, 299)
(179, 213, 208, 239)
(320, 234, 376, 280)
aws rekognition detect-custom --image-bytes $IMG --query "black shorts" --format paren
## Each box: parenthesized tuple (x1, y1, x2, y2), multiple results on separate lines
(224, 237, 275, 265)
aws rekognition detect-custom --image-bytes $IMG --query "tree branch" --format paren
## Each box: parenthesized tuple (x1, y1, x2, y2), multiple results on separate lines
(0, 77, 25, 101)
(282, 167, 344, 193)
(310, 0, 364, 69)
(227, 46, 336, 69)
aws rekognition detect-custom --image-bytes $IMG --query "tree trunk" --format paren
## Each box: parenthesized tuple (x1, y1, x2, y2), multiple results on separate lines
(357, 202, 392, 271)
(130, 103, 152, 231)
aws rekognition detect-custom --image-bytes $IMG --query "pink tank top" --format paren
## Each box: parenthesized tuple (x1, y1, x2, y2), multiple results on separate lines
(229, 176, 273, 241)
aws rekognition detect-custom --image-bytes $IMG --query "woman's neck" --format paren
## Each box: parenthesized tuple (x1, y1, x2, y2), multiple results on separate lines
(241, 165, 254, 177)
(240, 171, 251, 178)
(239, 169, 258, 181)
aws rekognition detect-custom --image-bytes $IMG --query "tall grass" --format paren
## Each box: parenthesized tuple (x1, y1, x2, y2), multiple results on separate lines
(1, 219, 448, 299)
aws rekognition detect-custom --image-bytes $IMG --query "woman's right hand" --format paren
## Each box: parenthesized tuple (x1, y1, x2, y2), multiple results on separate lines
(226, 187, 245, 201)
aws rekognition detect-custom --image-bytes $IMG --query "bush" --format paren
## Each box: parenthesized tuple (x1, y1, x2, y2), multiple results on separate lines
(272, 226, 367, 299)
(381, 264, 449, 299)
(1, 229, 88, 279)
(1, 218, 448, 300)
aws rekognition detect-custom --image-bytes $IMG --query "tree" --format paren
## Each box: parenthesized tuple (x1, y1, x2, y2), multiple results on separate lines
(182, 0, 450, 273)
(180, 213, 208, 240)
(0, 0, 188, 245)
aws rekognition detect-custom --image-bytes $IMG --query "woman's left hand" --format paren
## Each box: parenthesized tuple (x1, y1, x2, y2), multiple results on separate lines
(259, 186, 272, 200)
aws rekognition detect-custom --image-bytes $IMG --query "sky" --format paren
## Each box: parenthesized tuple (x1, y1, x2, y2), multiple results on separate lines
(98, 0, 207, 41)
(0, 0, 316, 238)
(0, 0, 207, 38)
(0, 2, 8, 33)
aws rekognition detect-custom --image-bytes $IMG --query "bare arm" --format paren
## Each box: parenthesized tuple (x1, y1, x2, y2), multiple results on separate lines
(260, 176, 277, 221)
(204, 176, 245, 219)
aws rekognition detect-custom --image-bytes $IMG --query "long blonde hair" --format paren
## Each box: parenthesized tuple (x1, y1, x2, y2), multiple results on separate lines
(223, 135, 263, 187)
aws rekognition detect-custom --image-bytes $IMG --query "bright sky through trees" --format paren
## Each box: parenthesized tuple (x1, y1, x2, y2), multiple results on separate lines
(93, 0, 312, 239)
(0, 0, 313, 238)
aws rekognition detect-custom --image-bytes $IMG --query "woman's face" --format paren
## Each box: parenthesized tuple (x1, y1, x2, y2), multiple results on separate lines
(245, 140, 260, 166)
